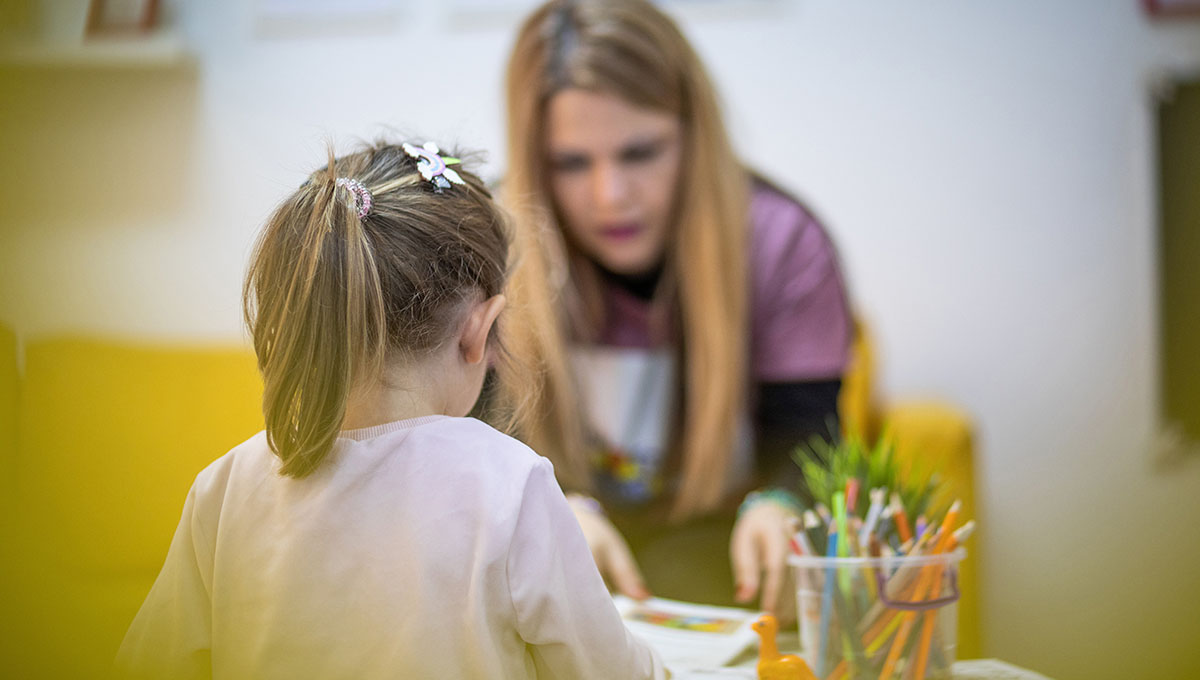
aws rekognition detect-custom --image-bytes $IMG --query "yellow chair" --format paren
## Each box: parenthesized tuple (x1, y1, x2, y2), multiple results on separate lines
(0, 324, 23, 671)
(0, 324, 17, 518)
(838, 320, 981, 659)
(5, 336, 262, 679)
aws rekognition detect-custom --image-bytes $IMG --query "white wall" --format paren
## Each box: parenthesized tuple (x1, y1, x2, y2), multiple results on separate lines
(2, 1, 1199, 678)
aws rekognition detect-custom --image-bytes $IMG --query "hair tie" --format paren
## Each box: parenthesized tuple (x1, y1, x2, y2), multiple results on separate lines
(335, 177, 372, 219)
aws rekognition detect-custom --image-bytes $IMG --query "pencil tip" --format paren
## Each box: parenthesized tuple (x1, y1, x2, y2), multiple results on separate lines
(804, 510, 819, 528)
(954, 520, 976, 540)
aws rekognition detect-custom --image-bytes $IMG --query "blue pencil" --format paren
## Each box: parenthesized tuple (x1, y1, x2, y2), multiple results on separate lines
(817, 526, 838, 677)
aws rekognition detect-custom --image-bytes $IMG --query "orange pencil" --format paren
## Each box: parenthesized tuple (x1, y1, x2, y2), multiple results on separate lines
(931, 501, 960, 555)
(889, 492, 912, 543)
(912, 605, 937, 679)
(912, 520, 976, 679)
(876, 502, 961, 680)
(861, 530, 934, 644)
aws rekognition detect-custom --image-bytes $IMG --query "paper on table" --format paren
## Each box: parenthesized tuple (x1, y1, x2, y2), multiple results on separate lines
(669, 670, 755, 680)
(614, 595, 761, 671)
(951, 659, 1057, 680)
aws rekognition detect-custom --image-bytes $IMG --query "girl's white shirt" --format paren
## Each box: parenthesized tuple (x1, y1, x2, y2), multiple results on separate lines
(116, 415, 664, 680)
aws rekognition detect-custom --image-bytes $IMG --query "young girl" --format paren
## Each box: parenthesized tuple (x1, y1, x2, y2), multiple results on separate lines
(116, 141, 665, 679)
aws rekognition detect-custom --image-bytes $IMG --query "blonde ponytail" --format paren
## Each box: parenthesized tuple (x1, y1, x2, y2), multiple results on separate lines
(244, 160, 387, 477)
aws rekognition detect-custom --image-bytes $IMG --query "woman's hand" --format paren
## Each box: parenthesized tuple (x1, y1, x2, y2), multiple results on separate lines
(566, 495, 651, 600)
(730, 500, 797, 622)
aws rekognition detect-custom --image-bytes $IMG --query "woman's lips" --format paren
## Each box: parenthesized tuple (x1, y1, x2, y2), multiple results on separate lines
(598, 222, 642, 241)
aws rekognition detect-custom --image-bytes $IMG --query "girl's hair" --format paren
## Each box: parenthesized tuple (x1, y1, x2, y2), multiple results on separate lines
(244, 141, 516, 477)
(503, 0, 749, 520)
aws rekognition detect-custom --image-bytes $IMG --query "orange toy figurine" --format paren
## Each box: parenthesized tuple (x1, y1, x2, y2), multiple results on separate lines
(751, 614, 818, 680)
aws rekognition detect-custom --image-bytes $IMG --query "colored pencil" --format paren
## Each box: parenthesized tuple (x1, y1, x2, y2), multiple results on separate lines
(817, 526, 838, 677)
(889, 492, 912, 543)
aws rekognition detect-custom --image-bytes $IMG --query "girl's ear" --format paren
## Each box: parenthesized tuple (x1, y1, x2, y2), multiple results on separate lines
(460, 294, 507, 365)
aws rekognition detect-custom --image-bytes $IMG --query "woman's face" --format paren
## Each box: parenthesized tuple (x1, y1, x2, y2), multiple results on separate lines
(544, 89, 684, 277)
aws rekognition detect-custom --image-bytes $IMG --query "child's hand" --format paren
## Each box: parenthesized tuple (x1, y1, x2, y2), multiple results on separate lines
(730, 502, 796, 623)
(566, 495, 651, 600)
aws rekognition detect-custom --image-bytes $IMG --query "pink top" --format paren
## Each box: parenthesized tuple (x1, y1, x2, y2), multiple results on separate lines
(599, 179, 851, 381)
(573, 179, 852, 504)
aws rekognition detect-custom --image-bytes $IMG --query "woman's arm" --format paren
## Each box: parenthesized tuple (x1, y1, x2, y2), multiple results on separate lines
(732, 178, 852, 617)
(731, 381, 840, 616)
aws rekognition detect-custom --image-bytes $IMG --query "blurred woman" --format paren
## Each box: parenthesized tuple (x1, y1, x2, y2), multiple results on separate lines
(498, 0, 851, 615)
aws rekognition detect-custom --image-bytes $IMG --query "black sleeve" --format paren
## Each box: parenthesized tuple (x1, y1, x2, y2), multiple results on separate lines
(754, 379, 841, 505)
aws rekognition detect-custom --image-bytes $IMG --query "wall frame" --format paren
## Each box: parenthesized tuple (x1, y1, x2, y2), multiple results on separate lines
(86, 0, 159, 35)
(1144, 0, 1200, 17)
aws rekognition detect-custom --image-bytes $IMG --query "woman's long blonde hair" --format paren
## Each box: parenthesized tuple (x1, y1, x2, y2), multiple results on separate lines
(503, 0, 749, 520)
(244, 142, 517, 476)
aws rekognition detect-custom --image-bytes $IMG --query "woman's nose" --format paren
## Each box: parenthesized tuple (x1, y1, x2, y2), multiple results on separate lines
(591, 162, 630, 209)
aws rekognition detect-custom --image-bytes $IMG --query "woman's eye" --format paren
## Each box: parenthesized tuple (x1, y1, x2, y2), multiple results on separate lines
(621, 144, 661, 164)
(550, 155, 589, 172)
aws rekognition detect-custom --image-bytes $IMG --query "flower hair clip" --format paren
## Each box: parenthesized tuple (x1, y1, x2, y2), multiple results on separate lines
(335, 177, 373, 219)
(403, 142, 466, 192)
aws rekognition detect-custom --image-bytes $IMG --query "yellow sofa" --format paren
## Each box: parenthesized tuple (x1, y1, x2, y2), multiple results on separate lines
(2, 335, 262, 679)
(0, 322, 977, 678)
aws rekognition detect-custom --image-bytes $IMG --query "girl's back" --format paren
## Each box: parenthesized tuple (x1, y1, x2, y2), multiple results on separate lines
(121, 416, 652, 678)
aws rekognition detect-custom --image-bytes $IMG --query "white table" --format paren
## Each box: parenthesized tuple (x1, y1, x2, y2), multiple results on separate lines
(673, 659, 1052, 679)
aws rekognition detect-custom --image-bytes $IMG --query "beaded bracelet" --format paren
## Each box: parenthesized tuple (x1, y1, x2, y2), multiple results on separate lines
(738, 488, 804, 518)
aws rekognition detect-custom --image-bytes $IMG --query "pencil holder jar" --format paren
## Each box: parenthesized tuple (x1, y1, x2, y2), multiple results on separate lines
(789, 549, 966, 680)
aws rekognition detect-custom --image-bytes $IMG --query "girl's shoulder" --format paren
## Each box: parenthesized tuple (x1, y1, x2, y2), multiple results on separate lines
(392, 416, 549, 472)
(186, 420, 554, 519)
(182, 430, 273, 513)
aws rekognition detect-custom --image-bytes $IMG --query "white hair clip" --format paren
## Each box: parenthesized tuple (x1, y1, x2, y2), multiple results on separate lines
(403, 142, 465, 192)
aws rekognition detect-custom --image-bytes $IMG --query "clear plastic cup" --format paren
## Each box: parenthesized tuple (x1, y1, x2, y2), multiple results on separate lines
(789, 548, 966, 680)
